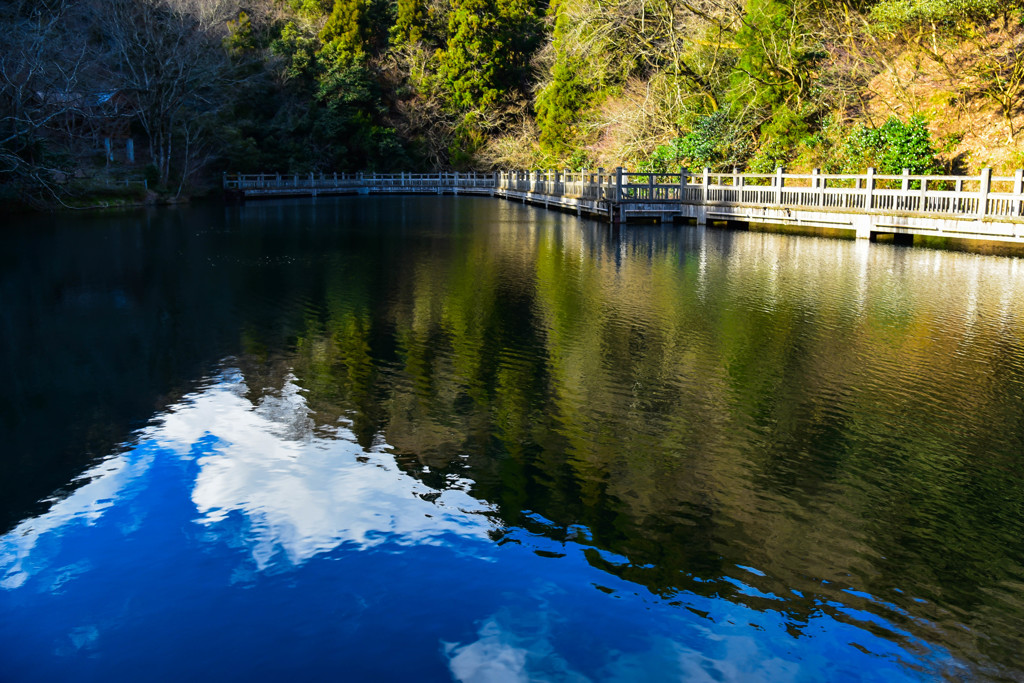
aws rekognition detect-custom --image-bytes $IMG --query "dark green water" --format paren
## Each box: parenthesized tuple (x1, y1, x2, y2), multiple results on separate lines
(3, 196, 1024, 680)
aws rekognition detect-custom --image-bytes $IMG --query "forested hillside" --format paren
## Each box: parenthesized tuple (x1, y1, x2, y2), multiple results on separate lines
(3, 0, 1024, 207)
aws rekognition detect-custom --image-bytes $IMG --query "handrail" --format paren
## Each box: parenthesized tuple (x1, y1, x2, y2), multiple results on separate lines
(223, 167, 1024, 221)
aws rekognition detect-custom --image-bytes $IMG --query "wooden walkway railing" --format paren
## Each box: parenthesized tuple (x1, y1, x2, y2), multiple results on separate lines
(494, 168, 1024, 219)
(225, 168, 1024, 220)
(224, 167, 1024, 242)
(225, 171, 497, 191)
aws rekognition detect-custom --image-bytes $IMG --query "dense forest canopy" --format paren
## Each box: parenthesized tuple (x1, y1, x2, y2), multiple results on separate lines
(2, 0, 1024, 206)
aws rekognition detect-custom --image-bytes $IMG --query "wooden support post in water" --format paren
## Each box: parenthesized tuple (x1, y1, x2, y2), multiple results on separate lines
(978, 167, 992, 218)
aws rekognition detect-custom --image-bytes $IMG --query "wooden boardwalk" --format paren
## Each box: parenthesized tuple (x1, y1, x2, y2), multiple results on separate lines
(224, 168, 1024, 244)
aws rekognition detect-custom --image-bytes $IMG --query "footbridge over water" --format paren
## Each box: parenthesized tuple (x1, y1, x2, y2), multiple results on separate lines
(224, 167, 1024, 245)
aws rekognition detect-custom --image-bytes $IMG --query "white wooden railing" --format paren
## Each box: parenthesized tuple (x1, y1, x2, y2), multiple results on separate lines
(224, 167, 1024, 221)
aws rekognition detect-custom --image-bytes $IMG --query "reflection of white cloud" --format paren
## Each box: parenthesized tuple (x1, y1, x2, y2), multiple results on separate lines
(1, 368, 497, 588)
(170, 374, 496, 568)
(446, 620, 531, 683)
(0, 449, 154, 589)
(446, 609, 802, 683)
(445, 615, 591, 683)
(602, 635, 800, 683)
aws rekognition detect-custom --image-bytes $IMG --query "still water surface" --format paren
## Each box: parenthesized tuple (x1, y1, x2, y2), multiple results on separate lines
(3, 197, 1024, 681)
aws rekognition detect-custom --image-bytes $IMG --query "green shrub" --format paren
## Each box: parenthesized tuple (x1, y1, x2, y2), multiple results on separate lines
(842, 115, 938, 175)
(641, 110, 732, 172)
(870, 0, 1003, 30)
(748, 139, 791, 173)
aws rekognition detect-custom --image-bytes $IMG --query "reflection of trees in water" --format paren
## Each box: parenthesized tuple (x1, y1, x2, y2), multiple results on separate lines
(259, 221, 1024, 672)
(11, 197, 1023, 671)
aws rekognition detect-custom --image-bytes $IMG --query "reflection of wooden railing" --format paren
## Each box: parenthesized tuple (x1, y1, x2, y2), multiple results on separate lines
(224, 167, 1024, 221)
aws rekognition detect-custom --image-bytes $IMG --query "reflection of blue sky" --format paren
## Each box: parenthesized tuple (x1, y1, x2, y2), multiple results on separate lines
(1, 370, 496, 587)
(0, 368, 959, 681)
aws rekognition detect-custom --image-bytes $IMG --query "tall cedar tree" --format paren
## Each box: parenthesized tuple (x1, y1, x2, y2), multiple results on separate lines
(534, 0, 589, 156)
(438, 0, 541, 110)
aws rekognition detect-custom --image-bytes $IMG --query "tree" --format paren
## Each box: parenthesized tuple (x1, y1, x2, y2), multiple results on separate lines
(0, 0, 109, 206)
(96, 0, 239, 187)
(437, 0, 541, 110)
(391, 0, 428, 45)
(534, 0, 592, 157)
(320, 0, 370, 66)
(730, 0, 826, 112)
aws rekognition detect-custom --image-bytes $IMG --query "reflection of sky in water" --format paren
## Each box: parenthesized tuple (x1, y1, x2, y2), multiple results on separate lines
(0, 368, 957, 681)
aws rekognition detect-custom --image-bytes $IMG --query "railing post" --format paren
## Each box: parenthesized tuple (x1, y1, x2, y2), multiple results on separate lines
(812, 168, 820, 205)
(702, 167, 710, 203)
(978, 167, 992, 217)
(222, 171, 227, 189)
(775, 167, 784, 205)
(900, 168, 910, 210)
(680, 167, 688, 202)
(648, 170, 654, 200)
(1014, 169, 1023, 216)
(615, 166, 623, 202)
(865, 168, 875, 210)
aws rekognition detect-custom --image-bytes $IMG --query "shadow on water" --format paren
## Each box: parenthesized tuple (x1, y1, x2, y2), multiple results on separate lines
(4, 195, 1024, 678)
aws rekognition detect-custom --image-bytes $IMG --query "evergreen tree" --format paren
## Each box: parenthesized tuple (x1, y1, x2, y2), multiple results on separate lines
(320, 0, 369, 65)
(437, 0, 541, 110)
(391, 0, 427, 44)
(535, 0, 589, 157)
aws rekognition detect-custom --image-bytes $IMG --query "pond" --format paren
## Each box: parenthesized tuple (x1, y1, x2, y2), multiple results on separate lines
(3, 196, 1024, 681)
